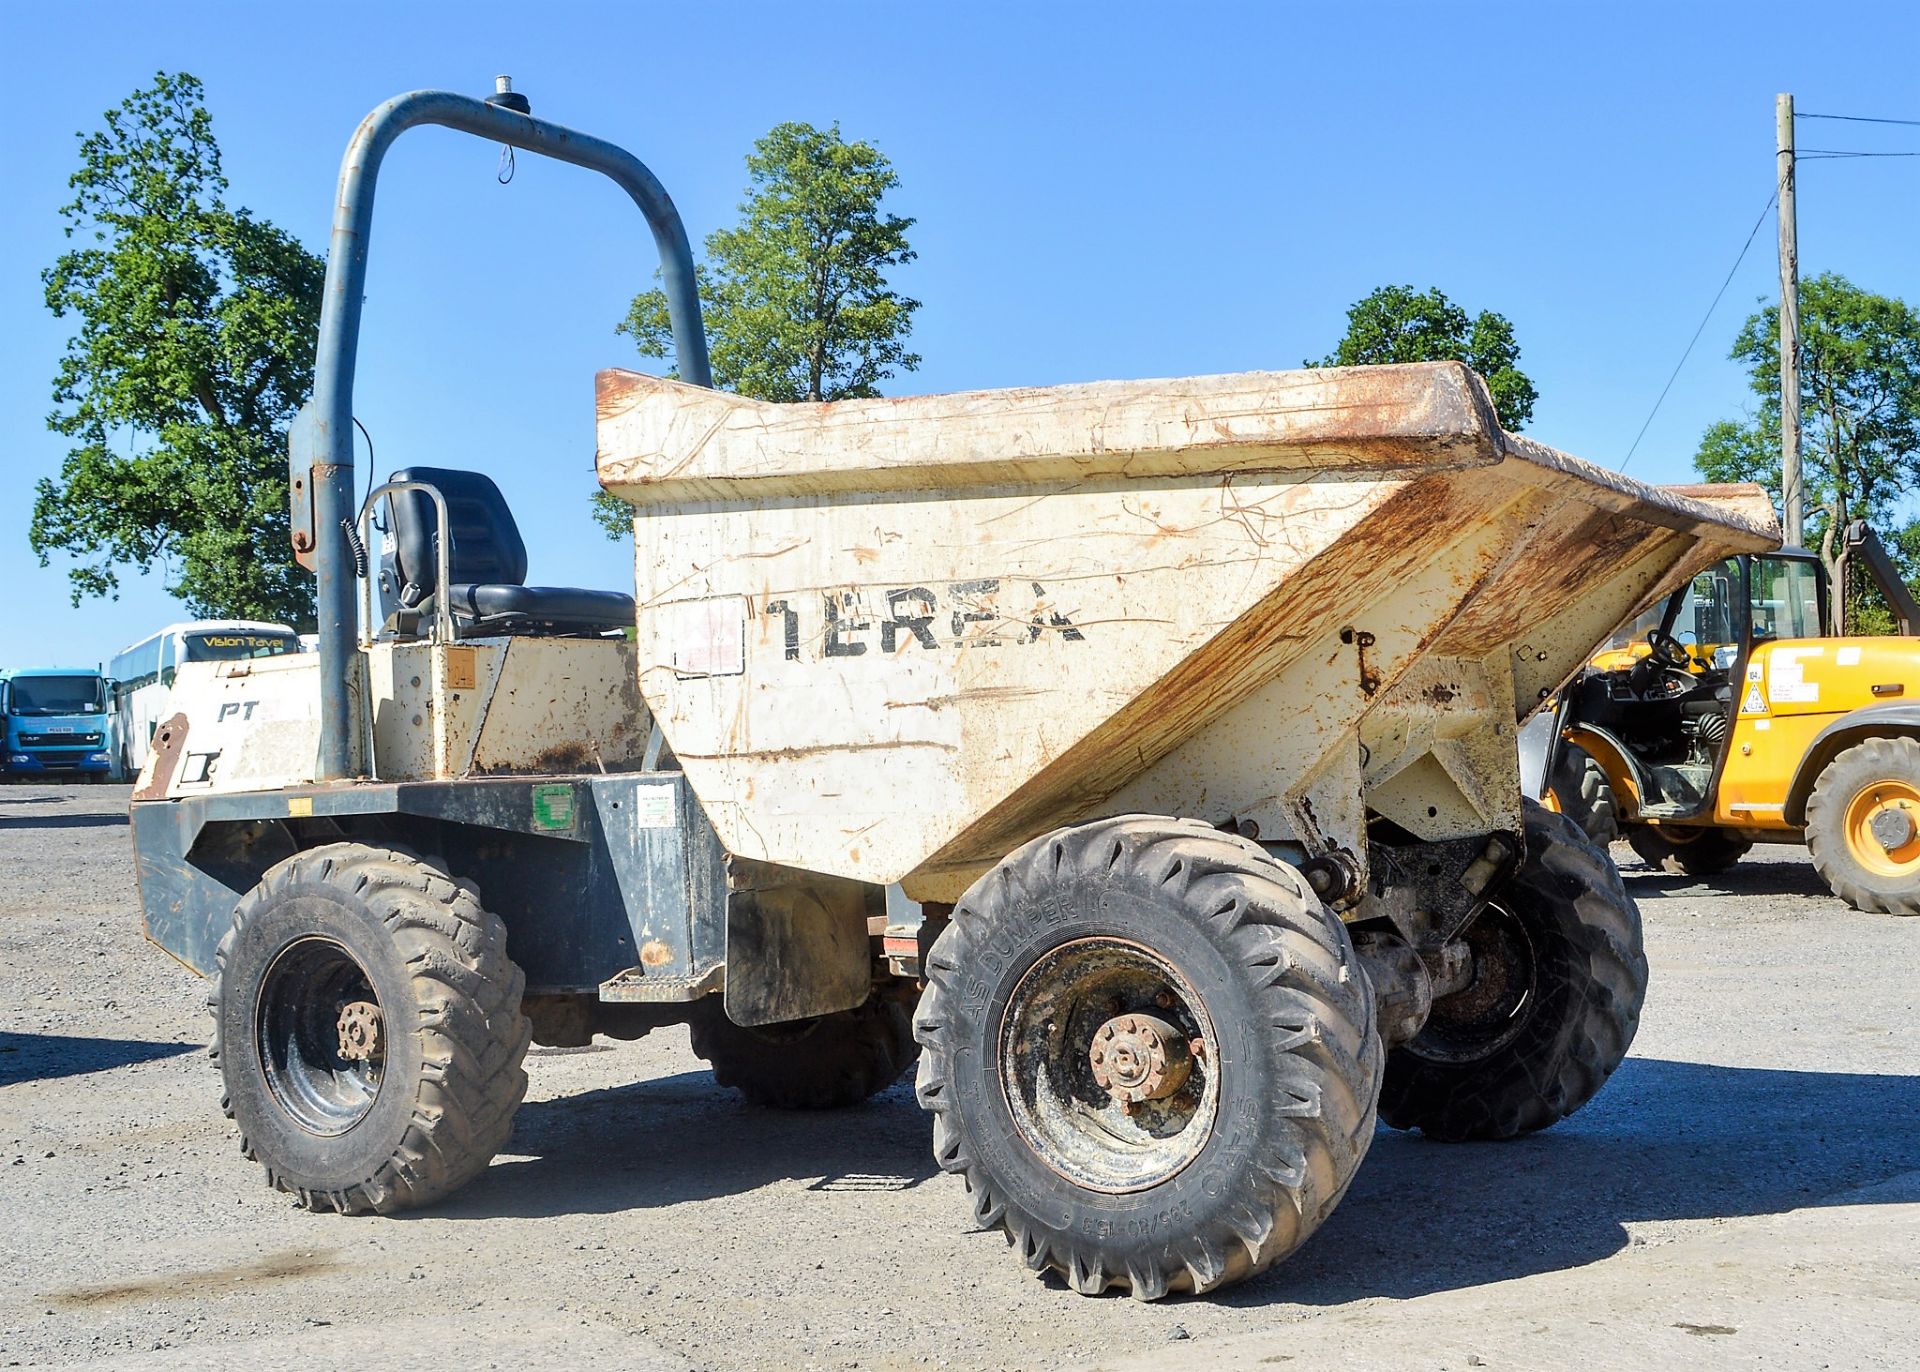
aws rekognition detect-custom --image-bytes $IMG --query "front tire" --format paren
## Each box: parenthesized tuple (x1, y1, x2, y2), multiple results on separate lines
(1380, 801, 1647, 1141)
(914, 816, 1383, 1300)
(211, 843, 531, 1213)
(1626, 823, 1750, 876)
(1805, 735, 1920, 915)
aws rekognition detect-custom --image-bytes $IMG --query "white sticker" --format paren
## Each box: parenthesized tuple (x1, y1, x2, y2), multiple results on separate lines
(1742, 684, 1767, 714)
(630, 785, 677, 829)
(1754, 719, 1772, 731)
(666, 596, 747, 678)
(1837, 646, 1862, 666)
(1747, 662, 1765, 682)
(1768, 646, 1824, 704)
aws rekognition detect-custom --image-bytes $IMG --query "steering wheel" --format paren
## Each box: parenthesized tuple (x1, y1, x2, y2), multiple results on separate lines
(1645, 628, 1691, 670)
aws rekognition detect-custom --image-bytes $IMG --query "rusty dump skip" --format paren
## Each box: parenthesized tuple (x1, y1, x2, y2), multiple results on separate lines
(596, 361, 1779, 900)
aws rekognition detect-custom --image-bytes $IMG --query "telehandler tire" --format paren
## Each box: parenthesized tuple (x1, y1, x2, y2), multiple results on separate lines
(1380, 801, 1646, 1141)
(690, 993, 917, 1109)
(1805, 735, 1920, 916)
(211, 843, 530, 1214)
(1550, 743, 1618, 846)
(914, 815, 1383, 1300)
(1625, 823, 1750, 876)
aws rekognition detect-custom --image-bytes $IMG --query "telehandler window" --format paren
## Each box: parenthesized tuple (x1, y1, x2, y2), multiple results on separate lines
(1749, 556, 1821, 642)
(1677, 558, 1741, 651)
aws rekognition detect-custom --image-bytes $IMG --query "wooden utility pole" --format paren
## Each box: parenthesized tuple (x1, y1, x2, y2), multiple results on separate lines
(1777, 92, 1804, 547)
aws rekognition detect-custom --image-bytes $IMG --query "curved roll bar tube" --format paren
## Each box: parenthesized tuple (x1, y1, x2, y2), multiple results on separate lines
(300, 84, 711, 780)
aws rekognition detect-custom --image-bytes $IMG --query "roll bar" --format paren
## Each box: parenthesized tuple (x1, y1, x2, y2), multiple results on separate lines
(294, 80, 711, 781)
(355, 482, 456, 648)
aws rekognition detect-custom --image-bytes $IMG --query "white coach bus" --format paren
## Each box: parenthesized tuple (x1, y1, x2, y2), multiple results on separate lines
(108, 620, 303, 779)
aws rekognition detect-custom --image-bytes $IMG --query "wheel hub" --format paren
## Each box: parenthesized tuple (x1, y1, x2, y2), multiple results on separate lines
(256, 936, 385, 1137)
(1868, 804, 1916, 853)
(1407, 903, 1538, 1065)
(1845, 778, 1920, 875)
(998, 936, 1219, 1194)
(1089, 1013, 1192, 1105)
(336, 1000, 384, 1062)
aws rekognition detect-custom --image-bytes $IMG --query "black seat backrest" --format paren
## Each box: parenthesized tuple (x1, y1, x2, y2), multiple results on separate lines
(381, 467, 528, 609)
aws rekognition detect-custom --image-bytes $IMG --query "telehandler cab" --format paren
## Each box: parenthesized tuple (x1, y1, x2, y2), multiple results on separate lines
(130, 82, 1777, 1299)
(1538, 512, 1920, 915)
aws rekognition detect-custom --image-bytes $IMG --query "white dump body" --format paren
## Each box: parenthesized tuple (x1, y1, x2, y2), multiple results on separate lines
(596, 361, 1778, 901)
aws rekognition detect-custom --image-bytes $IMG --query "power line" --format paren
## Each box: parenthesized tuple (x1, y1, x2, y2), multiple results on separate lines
(1798, 148, 1920, 159)
(1620, 191, 1777, 473)
(1798, 111, 1920, 127)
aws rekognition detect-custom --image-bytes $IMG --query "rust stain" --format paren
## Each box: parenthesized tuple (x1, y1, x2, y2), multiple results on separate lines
(639, 939, 674, 967)
(677, 739, 958, 763)
(131, 712, 190, 802)
(530, 741, 594, 772)
(51, 1249, 340, 1308)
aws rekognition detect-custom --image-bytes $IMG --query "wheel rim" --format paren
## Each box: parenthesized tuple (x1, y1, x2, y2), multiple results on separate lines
(256, 936, 386, 1136)
(998, 937, 1219, 1194)
(1406, 904, 1537, 1064)
(1843, 777, 1920, 878)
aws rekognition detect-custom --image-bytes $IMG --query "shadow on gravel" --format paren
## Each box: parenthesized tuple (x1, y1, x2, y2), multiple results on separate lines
(430, 1053, 1916, 1314)
(1235, 1055, 1920, 1308)
(0, 793, 66, 804)
(0, 1031, 200, 1086)
(0, 812, 129, 830)
(433, 1070, 936, 1220)
(1623, 861, 1831, 901)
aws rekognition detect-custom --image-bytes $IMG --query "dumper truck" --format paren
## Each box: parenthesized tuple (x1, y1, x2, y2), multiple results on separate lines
(128, 82, 1778, 1299)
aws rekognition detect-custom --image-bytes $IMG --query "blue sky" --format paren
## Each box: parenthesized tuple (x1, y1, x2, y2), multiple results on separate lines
(4, 1, 1918, 668)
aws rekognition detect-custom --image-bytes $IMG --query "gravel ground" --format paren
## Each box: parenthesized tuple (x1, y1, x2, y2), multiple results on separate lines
(2, 783, 1915, 1370)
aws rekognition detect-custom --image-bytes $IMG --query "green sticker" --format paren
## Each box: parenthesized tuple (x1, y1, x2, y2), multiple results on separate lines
(531, 783, 576, 833)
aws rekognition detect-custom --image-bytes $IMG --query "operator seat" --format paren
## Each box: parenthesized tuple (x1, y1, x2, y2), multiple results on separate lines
(379, 466, 635, 637)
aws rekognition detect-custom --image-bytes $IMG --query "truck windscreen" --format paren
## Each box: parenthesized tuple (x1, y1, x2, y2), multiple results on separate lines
(184, 632, 299, 662)
(8, 676, 106, 715)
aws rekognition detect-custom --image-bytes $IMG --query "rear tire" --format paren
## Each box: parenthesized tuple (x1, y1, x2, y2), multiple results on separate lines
(1805, 735, 1920, 916)
(211, 843, 530, 1213)
(690, 993, 917, 1109)
(1380, 801, 1646, 1141)
(1550, 744, 1618, 846)
(914, 815, 1383, 1299)
(1625, 823, 1750, 876)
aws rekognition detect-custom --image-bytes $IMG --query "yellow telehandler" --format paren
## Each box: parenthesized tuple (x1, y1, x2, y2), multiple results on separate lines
(1540, 511, 1920, 915)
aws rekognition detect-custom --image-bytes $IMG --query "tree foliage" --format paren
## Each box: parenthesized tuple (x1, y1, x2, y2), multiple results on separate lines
(1310, 284, 1538, 431)
(1693, 272, 1920, 631)
(595, 121, 919, 536)
(32, 72, 323, 625)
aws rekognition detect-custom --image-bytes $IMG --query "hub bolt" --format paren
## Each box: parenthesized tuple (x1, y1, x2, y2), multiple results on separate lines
(1088, 1012, 1193, 1104)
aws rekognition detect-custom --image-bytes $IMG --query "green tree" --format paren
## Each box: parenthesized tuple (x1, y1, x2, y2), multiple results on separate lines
(1310, 284, 1538, 430)
(595, 120, 919, 536)
(1693, 272, 1920, 631)
(32, 72, 324, 625)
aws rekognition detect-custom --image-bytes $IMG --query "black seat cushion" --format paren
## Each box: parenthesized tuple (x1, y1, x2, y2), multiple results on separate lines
(387, 466, 528, 606)
(449, 583, 635, 632)
(382, 466, 634, 636)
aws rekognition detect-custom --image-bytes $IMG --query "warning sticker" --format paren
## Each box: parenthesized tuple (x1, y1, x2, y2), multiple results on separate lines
(667, 596, 748, 679)
(1742, 684, 1767, 715)
(630, 785, 677, 829)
